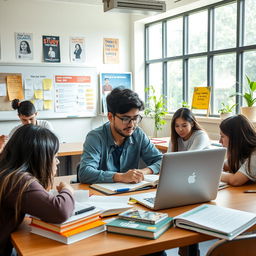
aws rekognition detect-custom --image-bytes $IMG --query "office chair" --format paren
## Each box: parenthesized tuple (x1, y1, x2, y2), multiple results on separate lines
(206, 232, 256, 256)
(70, 162, 80, 183)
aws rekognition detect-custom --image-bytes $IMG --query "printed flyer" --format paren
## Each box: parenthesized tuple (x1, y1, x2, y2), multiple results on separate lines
(15, 33, 33, 60)
(42, 35, 60, 63)
(70, 37, 85, 63)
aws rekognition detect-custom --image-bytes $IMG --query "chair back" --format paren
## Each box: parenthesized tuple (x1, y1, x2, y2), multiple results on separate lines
(206, 233, 256, 256)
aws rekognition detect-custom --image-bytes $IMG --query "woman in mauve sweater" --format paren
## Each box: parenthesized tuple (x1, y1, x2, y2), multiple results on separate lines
(0, 125, 74, 256)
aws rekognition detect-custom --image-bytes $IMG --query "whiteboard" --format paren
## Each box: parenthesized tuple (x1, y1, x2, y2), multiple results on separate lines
(0, 63, 98, 121)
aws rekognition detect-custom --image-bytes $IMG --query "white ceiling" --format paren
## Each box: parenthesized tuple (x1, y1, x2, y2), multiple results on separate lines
(42, 0, 103, 4)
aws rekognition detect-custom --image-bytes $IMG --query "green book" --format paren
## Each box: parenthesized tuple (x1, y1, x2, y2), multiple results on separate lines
(106, 217, 173, 239)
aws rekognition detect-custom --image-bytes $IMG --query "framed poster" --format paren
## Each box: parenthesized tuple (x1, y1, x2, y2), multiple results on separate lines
(100, 72, 132, 114)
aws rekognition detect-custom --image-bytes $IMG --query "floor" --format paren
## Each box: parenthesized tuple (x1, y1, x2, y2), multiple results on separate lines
(166, 239, 218, 256)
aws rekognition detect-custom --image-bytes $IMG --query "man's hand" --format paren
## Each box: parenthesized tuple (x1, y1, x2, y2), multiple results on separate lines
(114, 169, 144, 183)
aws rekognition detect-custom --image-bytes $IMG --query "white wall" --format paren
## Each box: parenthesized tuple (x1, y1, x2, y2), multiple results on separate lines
(0, 0, 131, 142)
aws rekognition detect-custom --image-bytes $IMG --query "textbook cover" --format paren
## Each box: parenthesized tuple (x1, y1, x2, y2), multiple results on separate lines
(42, 35, 60, 63)
(119, 209, 168, 224)
(106, 217, 173, 239)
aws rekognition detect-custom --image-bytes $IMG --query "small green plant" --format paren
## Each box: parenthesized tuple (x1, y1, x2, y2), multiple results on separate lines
(182, 101, 190, 108)
(144, 86, 168, 137)
(218, 102, 237, 114)
(232, 75, 256, 107)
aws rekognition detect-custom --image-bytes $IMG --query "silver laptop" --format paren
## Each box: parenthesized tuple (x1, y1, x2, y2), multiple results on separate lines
(131, 148, 226, 210)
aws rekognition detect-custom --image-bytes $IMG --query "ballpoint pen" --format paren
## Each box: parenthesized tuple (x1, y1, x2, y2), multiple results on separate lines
(244, 190, 256, 193)
(115, 188, 131, 193)
(74, 206, 96, 215)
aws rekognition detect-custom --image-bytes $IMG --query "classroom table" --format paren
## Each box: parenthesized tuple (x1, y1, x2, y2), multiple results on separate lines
(58, 142, 83, 175)
(151, 137, 222, 153)
(150, 137, 170, 153)
(11, 181, 256, 256)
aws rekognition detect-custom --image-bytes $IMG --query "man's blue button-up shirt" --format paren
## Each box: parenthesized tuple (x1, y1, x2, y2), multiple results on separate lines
(78, 122, 162, 184)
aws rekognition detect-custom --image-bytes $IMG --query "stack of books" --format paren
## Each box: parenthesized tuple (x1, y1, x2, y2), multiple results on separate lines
(30, 207, 106, 244)
(106, 209, 173, 239)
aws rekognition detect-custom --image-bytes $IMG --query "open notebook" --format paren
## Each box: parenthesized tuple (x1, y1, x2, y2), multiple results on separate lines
(90, 175, 159, 195)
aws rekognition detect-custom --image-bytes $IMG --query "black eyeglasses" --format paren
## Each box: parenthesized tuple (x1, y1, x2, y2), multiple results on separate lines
(115, 114, 143, 125)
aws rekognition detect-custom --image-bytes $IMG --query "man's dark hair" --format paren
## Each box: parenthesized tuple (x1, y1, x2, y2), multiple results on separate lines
(106, 87, 144, 114)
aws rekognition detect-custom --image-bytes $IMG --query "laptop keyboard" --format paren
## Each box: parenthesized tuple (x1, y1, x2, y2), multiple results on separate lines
(144, 197, 155, 204)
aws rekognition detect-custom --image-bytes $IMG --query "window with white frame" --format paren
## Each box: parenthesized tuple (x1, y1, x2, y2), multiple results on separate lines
(145, 0, 256, 116)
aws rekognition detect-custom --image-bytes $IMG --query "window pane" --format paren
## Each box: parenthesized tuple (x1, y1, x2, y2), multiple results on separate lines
(148, 63, 163, 97)
(188, 57, 207, 107)
(214, 3, 236, 50)
(167, 17, 183, 57)
(188, 11, 207, 54)
(148, 23, 162, 60)
(244, 0, 256, 46)
(167, 60, 183, 111)
(243, 51, 256, 106)
(213, 53, 236, 114)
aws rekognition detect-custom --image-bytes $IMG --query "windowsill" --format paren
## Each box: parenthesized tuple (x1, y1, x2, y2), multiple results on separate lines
(142, 113, 221, 124)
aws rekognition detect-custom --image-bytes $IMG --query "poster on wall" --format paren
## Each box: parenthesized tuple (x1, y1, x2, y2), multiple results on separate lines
(70, 37, 85, 63)
(100, 72, 132, 114)
(42, 35, 60, 63)
(103, 38, 119, 64)
(55, 75, 96, 114)
(15, 33, 33, 60)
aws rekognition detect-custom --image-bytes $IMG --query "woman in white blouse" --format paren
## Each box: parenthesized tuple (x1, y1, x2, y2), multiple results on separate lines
(168, 108, 210, 152)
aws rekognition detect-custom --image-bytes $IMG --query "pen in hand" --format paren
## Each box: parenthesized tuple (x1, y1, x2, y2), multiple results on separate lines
(244, 190, 256, 193)
(74, 206, 96, 215)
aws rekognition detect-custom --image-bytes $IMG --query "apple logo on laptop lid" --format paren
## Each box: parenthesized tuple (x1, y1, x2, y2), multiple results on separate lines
(188, 172, 196, 184)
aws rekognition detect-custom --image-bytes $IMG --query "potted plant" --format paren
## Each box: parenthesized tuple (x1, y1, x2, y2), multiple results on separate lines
(144, 86, 168, 137)
(182, 101, 190, 108)
(235, 75, 256, 122)
(218, 102, 237, 120)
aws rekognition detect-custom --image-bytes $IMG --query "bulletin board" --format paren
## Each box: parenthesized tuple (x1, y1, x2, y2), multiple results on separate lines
(0, 63, 98, 121)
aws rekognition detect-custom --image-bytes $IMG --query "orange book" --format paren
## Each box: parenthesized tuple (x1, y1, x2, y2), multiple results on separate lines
(62, 219, 106, 237)
(31, 219, 105, 237)
(31, 213, 101, 233)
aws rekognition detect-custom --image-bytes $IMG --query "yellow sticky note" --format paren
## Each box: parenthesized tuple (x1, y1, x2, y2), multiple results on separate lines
(44, 100, 52, 110)
(43, 79, 53, 90)
(34, 90, 43, 99)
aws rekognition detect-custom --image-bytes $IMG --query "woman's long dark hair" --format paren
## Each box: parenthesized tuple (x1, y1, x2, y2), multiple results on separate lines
(171, 108, 202, 152)
(220, 115, 256, 174)
(0, 125, 59, 222)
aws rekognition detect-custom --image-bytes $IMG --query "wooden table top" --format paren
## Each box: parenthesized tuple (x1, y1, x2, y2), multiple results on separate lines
(11, 181, 256, 256)
(58, 142, 83, 157)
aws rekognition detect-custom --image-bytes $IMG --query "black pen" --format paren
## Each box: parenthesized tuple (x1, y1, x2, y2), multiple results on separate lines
(74, 206, 96, 215)
(244, 190, 256, 193)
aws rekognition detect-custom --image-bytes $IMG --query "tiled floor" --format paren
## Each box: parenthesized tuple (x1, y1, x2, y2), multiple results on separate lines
(166, 239, 218, 256)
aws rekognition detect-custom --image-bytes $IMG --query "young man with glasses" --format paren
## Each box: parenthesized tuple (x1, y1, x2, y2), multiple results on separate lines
(78, 87, 162, 184)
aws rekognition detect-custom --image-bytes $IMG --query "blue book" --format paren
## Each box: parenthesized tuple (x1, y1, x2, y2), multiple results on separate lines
(106, 217, 173, 239)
